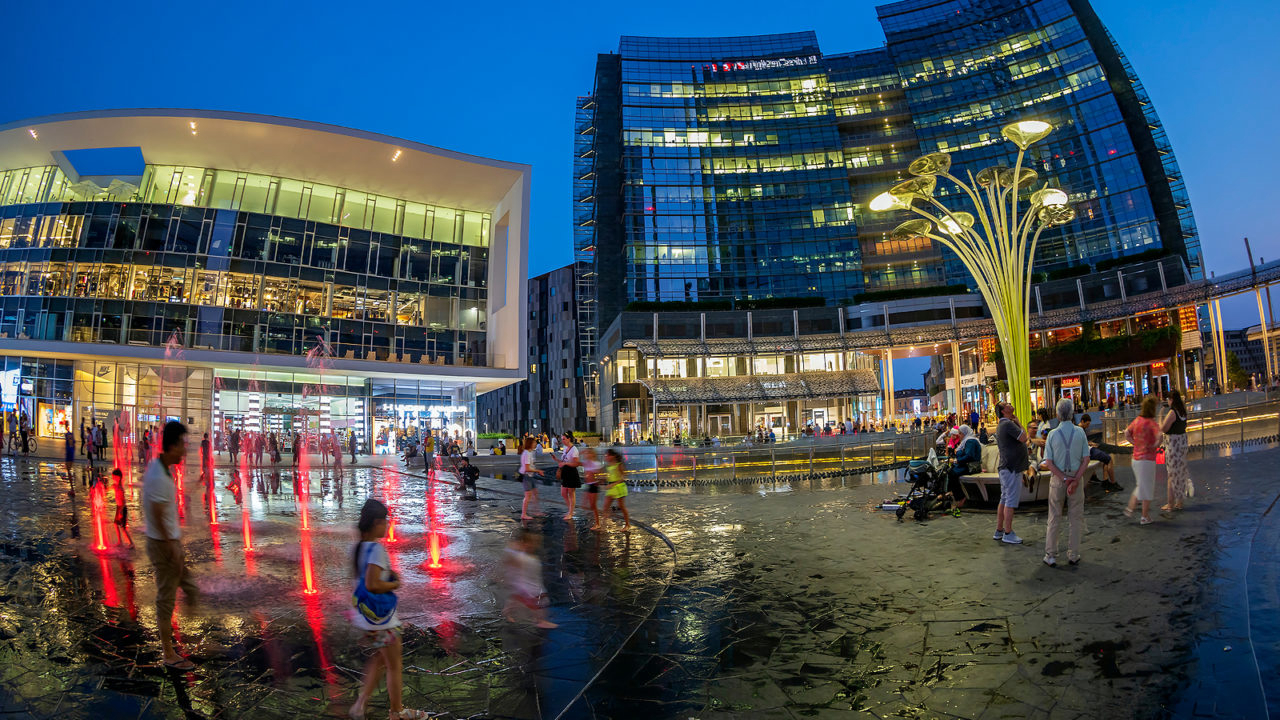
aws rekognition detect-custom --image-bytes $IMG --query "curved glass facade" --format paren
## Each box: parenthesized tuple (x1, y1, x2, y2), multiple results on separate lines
(0, 111, 529, 451)
(875, 0, 1202, 285)
(576, 0, 1203, 362)
(602, 33, 863, 305)
(0, 185, 489, 364)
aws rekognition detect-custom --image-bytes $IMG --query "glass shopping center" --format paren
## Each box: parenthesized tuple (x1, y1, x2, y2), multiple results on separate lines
(0, 110, 529, 451)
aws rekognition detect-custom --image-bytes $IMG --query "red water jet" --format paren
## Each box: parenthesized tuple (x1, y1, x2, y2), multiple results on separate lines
(300, 529, 317, 595)
(91, 481, 108, 551)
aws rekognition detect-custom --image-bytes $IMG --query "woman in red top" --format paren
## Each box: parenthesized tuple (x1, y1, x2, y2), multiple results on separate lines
(1124, 395, 1161, 525)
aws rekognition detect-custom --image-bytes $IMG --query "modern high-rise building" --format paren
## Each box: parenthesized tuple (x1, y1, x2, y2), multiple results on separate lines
(0, 110, 529, 452)
(574, 0, 1203, 404)
(477, 262, 592, 437)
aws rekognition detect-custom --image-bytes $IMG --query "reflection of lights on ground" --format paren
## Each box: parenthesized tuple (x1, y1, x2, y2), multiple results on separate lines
(300, 530, 317, 595)
(706, 524, 743, 534)
(99, 554, 118, 608)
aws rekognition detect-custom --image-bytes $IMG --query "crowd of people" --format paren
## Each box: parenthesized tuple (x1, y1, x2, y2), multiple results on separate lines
(922, 391, 1194, 567)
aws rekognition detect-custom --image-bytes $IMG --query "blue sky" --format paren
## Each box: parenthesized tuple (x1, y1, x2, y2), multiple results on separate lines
(3, 0, 1278, 343)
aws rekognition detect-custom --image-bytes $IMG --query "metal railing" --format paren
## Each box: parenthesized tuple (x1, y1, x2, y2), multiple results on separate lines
(614, 432, 936, 486)
(1103, 398, 1280, 450)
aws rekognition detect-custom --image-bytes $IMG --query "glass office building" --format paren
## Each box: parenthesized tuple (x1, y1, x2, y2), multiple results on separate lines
(0, 110, 530, 451)
(575, 0, 1203, 388)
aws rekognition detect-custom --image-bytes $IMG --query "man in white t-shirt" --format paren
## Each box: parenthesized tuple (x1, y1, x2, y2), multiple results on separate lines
(142, 421, 200, 670)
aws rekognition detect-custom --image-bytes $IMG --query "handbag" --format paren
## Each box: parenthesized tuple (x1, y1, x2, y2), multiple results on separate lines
(351, 542, 397, 626)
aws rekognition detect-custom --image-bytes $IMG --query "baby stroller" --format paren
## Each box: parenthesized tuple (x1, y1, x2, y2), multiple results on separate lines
(897, 450, 954, 522)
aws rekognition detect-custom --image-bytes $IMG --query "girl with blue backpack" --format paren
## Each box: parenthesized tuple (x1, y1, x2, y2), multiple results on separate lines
(349, 499, 429, 720)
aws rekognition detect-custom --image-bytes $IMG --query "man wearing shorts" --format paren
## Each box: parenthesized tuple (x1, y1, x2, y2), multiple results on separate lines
(142, 421, 200, 670)
(993, 402, 1029, 545)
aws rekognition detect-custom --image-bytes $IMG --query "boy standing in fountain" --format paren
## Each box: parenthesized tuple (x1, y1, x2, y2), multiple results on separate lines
(142, 421, 201, 670)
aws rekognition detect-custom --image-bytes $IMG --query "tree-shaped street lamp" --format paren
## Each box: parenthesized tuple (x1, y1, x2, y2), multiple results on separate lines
(869, 120, 1076, 421)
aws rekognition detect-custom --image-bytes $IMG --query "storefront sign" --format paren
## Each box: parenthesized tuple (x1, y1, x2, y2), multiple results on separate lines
(1061, 376, 1080, 388)
(1150, 362, 1166, 373)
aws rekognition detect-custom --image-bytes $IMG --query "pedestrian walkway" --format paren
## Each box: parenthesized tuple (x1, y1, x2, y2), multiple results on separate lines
(0, 446, 1278, 719)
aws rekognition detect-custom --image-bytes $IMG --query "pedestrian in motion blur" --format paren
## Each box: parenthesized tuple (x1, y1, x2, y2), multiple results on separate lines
(142, 421, 200, 670)
(603, 449, 631, 531)
(504, 528, 557, 629)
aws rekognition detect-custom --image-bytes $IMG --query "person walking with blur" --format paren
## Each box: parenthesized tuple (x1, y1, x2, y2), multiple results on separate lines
(504, 528, 556, 629)
(603, 449, 631, 531)
(580, 447, 604, 531)
(1161, 390, 1190, 512)
(1043, 399, 1090, 567)
(1125, 395, 1162, 525)
(142, 421, 200, 670)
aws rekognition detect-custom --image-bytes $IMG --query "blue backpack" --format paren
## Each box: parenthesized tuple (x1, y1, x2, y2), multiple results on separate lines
(351, 542, 398, 626)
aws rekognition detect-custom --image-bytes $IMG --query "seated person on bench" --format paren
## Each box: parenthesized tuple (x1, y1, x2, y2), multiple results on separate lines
(946, 425, 982, 509)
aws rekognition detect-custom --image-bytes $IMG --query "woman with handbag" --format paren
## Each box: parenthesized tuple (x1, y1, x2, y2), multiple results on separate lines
(557, 432, 583, 521)
(1124, 395, 1161, 525)
(1161, 390, 1190, 511)
(349, 499, 429, 720)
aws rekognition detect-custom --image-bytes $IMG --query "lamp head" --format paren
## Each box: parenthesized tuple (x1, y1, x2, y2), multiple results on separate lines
(1031, 187, 1069, 207)
(890, 218, 933, 241)
(1001, 120, 1054, 150)
(869, 191, 905, 212)
(888, 175, 937, 206)
(1037, 204, 1076, 226)
(975, 166, 1009, 188)
(908, 152, 952, 177)
(940, 211, 975, 236)
(998, 167, 1038, 189)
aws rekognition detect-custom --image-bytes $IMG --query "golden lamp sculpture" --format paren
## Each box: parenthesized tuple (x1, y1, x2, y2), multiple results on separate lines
(869, 120, 1075, 421)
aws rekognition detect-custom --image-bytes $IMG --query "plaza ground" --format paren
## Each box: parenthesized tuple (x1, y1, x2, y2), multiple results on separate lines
(0, 445, 1276, 719)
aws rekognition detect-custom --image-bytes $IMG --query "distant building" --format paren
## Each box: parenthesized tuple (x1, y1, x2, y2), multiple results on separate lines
(1205, 324, 1279, 384)
(892, 388, 930, 418)
(478, 263, 592, 437)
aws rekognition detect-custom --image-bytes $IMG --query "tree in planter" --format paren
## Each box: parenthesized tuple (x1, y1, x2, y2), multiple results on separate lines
(1226, 351, 1250, 390)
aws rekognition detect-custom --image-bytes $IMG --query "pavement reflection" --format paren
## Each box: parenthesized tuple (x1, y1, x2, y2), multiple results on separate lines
(0, 459, 672, 719)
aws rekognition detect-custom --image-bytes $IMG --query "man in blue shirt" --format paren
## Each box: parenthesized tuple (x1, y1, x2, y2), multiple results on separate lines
(1043, 399, 1090, 567)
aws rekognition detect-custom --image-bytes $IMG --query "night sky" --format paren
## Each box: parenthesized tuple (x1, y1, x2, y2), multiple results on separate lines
(3, 0, 1277, 350)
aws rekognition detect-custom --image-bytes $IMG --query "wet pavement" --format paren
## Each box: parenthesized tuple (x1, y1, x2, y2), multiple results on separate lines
(0, 446, 1278, 719)
(0, 456, 673, 719)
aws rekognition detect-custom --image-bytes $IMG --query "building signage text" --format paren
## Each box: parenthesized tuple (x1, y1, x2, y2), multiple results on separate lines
(696, 56, 819, 73)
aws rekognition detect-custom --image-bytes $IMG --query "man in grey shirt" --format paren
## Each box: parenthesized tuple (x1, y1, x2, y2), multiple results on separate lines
(994, 402, 1029, 545)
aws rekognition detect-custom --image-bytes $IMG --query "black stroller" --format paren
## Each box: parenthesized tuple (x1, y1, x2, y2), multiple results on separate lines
(896, 453, 955, 522)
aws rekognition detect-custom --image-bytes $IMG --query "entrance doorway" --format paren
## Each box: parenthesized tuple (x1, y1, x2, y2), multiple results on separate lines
(707, 414, 731, 436)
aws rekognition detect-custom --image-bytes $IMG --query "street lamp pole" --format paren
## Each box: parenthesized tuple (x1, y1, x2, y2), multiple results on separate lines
(869, 120, 1076, 422)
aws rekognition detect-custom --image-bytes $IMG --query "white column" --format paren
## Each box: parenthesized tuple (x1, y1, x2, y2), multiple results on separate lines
(951, 342, 962, 415)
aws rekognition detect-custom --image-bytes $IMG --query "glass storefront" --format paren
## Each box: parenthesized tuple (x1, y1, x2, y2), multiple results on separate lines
(0, 353, 478, 458)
